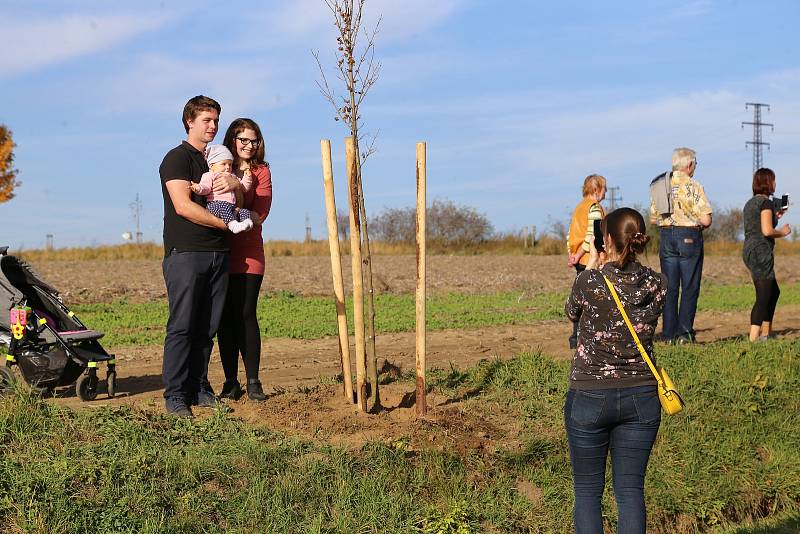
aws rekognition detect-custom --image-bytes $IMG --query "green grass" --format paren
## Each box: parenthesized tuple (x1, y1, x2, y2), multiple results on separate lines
(0, 339, 798, 532)
(430, 338, 800, 532)
(69, 290, 569, 346)
(69, 283, 800, 348)
(721, 511, 800, 534)
(699, 282, 800, 312)
(0, 394, 521, 533)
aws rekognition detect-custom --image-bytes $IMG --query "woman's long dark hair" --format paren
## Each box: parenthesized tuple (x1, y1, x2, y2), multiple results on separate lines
(222, 118, 267, 168)
(603, 207, 650, 268)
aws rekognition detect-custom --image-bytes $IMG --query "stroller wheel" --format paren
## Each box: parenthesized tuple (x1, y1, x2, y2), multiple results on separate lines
(76, 372, 99, 401)
(106, 370, 117, 398)
(0, 367, 15, 395)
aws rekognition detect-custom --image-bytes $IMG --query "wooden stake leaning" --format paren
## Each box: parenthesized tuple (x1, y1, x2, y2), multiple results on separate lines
(346, 137, 368, 412)
(320, 139, 354, 403)
(415, 142, 427, 416)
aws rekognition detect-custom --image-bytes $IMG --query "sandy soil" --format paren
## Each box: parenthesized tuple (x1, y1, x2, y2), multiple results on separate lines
(31, 255, 798, 304)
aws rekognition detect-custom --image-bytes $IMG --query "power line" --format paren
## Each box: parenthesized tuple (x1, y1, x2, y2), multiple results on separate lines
(741, 102, 773, 174)
(305, 213, 312, 243)
(607, 186, 622, 212)
(130, 193, 143, 243)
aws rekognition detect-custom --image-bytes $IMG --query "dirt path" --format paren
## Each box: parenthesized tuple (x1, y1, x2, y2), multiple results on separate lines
(55, 304, 800, 411)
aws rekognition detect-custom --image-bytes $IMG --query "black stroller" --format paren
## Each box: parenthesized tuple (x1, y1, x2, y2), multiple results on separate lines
(0, 246, 116, 400)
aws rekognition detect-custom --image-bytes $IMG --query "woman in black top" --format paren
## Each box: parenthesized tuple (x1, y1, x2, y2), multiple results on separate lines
(564, 208, 667, 533)
(742, 168, 791, 341)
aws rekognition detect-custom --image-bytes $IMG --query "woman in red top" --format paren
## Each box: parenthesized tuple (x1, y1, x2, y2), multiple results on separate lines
(218, 118, 273, 401)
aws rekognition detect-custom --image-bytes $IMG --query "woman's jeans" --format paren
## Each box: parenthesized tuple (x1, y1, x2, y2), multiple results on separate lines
(564, 386, 661, 534)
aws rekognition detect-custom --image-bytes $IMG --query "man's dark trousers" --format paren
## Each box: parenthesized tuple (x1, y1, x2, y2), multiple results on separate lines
(568, 263, 587, 349)
(659, 226, 703, 342)
(162, 250, 229, 401)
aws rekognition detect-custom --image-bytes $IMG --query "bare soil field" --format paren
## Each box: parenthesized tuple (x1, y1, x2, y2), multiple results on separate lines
(28, 255, 800, 450)
(31, 254, 799, 304)
(53, 305, 800, 451)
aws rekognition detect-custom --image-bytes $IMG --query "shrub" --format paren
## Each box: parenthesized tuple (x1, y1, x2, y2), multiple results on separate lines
(704, 206, 744, 242)
(371, 199, 493, 247)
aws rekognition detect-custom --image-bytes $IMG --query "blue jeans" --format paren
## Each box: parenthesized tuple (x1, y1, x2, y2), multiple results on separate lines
(564, 386, 661, 534)
(162, 250, 229, 400)
(659, 226, 704, 341)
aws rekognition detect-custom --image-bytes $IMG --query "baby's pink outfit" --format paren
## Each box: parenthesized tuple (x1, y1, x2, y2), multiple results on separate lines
(193, 171, 253, 201)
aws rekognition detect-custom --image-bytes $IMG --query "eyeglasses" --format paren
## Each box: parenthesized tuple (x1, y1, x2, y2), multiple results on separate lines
(236, 137, 261, 147)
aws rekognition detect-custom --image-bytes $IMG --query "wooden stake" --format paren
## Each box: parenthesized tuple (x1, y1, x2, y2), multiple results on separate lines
(346, 137, 368, 412)
(320, 139, 354, 402)
(415, 142, 427, 416)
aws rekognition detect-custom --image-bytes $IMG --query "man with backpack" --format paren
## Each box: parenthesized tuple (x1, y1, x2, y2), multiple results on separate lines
(649, 147, 713, 344)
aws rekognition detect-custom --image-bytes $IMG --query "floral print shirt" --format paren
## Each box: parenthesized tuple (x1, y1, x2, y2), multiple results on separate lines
(649, 170, 712, 227)
(565, 261, 667, 390)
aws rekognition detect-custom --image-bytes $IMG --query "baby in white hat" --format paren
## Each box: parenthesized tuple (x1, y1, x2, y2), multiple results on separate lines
(191, 144, 253, 233)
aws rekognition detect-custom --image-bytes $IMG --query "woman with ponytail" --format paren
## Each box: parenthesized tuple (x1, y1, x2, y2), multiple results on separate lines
(564, 207, 668, 533)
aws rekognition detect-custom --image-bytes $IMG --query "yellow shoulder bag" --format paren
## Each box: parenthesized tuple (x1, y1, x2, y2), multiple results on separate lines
(603, 275, 685, 415)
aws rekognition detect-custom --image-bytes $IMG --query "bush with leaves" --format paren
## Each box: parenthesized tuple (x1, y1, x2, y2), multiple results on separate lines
(0, 125, 20, 202)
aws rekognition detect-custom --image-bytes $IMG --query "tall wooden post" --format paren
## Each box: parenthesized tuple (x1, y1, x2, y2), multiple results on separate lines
(346, 137, 368, 412)
(320, 139, 354, 402)
(415, 142, 427, 416)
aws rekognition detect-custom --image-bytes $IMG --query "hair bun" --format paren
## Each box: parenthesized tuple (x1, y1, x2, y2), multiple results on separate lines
(629, 231, 650, 251)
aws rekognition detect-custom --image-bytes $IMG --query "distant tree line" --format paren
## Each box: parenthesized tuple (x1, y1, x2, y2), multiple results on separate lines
(338, 199, 494, 246)
(334, 200, 754, 250)
(546, 206, 747, 243)
(702, 207, 744, 242)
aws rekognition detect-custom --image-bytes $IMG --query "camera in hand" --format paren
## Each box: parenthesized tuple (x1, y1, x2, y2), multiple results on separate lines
(780, 194, 789, 210)
(593, 219, 605, 252)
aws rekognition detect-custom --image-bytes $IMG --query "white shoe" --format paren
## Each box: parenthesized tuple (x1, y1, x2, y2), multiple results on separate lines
(228, 221, 248, 234)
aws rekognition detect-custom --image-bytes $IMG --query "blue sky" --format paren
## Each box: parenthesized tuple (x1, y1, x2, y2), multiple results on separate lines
(2, 0, 799, 249)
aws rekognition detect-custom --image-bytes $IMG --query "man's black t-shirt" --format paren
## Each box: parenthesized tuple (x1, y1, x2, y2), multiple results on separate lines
(160, 141, 227, 255)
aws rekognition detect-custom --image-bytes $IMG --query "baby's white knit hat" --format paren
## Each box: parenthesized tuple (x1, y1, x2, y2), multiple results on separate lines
(206, 144, 234, 165)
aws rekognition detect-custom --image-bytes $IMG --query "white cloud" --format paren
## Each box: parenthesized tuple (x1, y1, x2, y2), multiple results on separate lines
(0, 12, 173, 77)
(366, 0, 465, 41)
(356, 66, 800, 228)
(670, 0, 713, 19)
(269, 0, 333, 41)
(94, 53, 288, 118)
(264, 0, 465, 44)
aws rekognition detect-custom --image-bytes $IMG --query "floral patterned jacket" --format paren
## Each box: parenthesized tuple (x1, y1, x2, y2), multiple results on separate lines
(565, 261, 667, 390)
